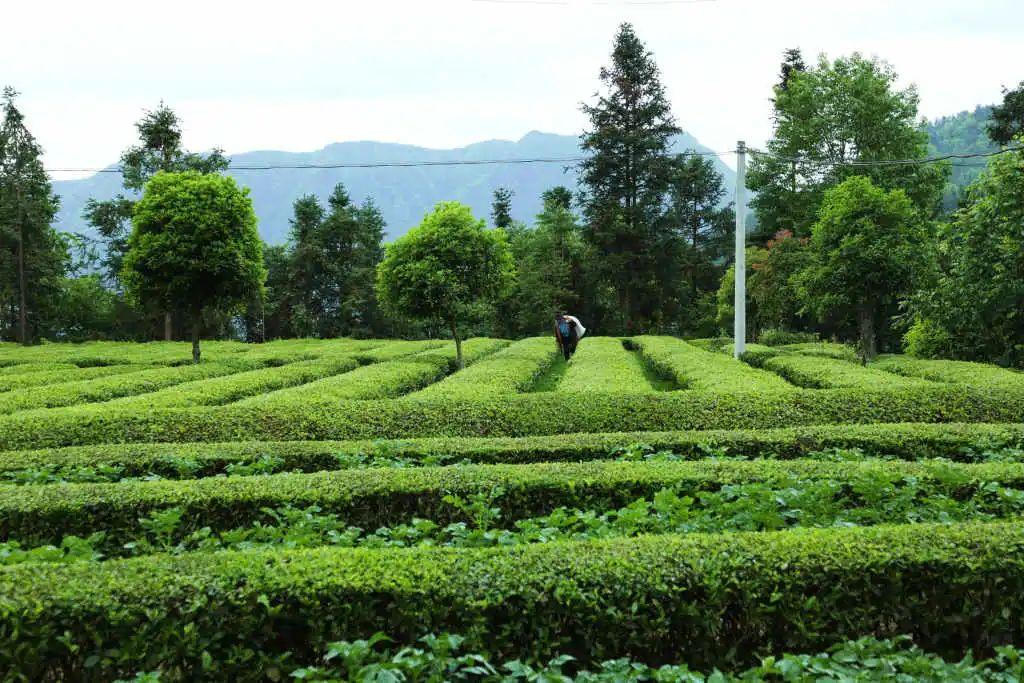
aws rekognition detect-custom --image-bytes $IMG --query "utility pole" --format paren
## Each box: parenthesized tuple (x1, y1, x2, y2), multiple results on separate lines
(733, 141, 747, 358)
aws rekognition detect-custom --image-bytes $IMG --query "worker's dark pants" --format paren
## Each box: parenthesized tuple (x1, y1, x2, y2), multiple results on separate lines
(562, 334, 578, 360)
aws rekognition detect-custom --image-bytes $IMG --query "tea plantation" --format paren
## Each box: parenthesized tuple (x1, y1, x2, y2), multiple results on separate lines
(3, 336, 1024, 681)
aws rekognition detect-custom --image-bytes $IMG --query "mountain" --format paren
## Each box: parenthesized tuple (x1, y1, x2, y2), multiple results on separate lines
(51, 131, 735, 244)
(924, 105, 998, 209)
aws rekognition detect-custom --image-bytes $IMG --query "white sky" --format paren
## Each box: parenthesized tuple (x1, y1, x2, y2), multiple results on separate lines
(6, 0, 1022, 178)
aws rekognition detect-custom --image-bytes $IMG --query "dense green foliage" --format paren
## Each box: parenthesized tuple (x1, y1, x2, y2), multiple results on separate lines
(796, 176, 929, 358)
(3, 521, 1024, 679)
(122, 172, 265, 363)
(376, 202, 515, 367)
(905, 146, 1024, 365)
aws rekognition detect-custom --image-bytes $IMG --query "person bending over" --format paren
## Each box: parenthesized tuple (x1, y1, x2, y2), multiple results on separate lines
(554, 313, 586, 361)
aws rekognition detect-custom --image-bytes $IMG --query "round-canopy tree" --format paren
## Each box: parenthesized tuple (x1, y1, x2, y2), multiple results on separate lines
(796, 175, 927, 360)
(376, 201, 514, 369)
(122, 171, 265, 363)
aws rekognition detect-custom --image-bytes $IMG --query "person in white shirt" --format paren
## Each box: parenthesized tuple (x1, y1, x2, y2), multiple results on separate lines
(554, 313, 587, 360)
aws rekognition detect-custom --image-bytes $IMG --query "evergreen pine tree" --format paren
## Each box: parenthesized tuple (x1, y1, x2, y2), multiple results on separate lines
(0, 87, 65, 344)
(579, 23, 681, 333)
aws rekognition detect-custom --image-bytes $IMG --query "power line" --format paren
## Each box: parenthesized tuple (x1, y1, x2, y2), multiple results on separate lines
(44, 148, 734, 175)
(748, 146, 1022, 168)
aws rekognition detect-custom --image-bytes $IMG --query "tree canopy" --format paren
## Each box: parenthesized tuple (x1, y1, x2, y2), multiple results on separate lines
(122, 171, 265, 363)
(376, 201, 514, 368)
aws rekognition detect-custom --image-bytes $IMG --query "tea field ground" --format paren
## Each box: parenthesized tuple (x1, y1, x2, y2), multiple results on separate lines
(2, 335, 1024, 680)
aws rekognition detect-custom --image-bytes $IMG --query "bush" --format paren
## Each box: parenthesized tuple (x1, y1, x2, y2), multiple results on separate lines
(1, 421, 1022, 478)
(3, 383, 1024, 449)
(558, 337, 656, 393)
(903, 317, 954, 359)
(3, 521, 1024, 679)
(0, 364, 155, 392)
(2, 457, 1023, 547)
(759, 354, 935, 390)
(757, 329, 818, 346)
(412, 337, 558, 397)
(632, 336, 794, 392)
(872, 355, 1024, 389)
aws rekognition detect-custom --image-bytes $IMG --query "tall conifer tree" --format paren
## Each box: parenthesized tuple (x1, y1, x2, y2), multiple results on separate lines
(579, 23, 680, 332)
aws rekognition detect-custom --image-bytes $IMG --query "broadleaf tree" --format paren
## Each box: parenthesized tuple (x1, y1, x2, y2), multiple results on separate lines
(796, 176, 928, 360)
(748, 52, 948, 238)
(376, 201, 514, 368)
(122, 172, 265, 363)
(83, 102, 228, 339)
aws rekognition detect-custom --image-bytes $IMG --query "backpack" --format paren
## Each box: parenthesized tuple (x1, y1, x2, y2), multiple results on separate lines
(557, 319, 571, 338)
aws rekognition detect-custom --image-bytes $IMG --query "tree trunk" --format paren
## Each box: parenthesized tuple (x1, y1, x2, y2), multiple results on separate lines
(858, 303, 877, 362)
(191, 321, 202, 365)
(16, 218, 27, 346)
(450, 320, 464, 370)
(164, 312, 173, 341)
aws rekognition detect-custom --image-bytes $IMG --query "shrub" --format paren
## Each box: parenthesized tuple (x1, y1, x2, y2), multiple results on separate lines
(757, 329, 818, 346)
(412, 337, 558, 398)
(2, 521, 1024, 679)
(759, 354, 935, 389)
(2, 458, 1023, 547)
(558, 337, 656, 393)
(0, 364, 155, 392)
(632, 336, 794, 392)
(3, 383, 1024, 448)
(238, 339, 508, 404)
(872, 355, 1024, 389)
(1, 421, 1022, 478)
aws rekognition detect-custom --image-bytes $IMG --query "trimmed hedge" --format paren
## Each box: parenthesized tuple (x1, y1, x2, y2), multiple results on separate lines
(0, 360, 285, 415)
(412, 337, 558, 397)
(873, 355, 1024, 388)
(1, 422, 1023, 477)
(95, 355, 364, 409)
(558, 337, 656, 393)
(2, 521, 1023, 679)
(237, 338, 508, 405)
(4, 383, 1024, 448)
(0, 363, 155, 392)
(2, 458, 1022, 546)
(350, 339, 447, 363)
(759, 354, 937, 390)
(779, 342, 859, 361)
(632, 336, 794, 392)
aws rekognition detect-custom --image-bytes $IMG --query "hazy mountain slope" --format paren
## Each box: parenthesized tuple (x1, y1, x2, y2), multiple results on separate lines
(925, 105, 998, 209)
(51, 131, 735, 243)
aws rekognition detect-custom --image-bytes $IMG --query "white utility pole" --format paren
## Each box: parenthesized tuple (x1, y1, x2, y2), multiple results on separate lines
(733, 141, 747, 358)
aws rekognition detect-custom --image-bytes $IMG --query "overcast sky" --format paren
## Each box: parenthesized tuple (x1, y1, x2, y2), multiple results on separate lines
(6, 0, 1022, 178)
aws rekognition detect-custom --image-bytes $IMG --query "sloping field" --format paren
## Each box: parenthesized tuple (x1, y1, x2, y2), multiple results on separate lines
(1, 336, 1023, 679)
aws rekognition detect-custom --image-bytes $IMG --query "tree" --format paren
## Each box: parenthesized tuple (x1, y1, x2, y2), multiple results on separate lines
(906, 146, 1024, 365)
(491, 187, 514, 229)
(0, 87, 64, 344)
(83, 102, 228, 339)
(541, 186, 573, 211)
(666, 155, 733, 298)
(987, 80, 1024, 146)
(796, 176, 928, 360)
(777, 48, 806, 92)
(122, 172, 265, 363)
(508, 193, 587, 334)
(579, 23, 681, 332)
(284, 184, 386, 338)
(376, 202, 514, 368)
(748, 53, 948, 239)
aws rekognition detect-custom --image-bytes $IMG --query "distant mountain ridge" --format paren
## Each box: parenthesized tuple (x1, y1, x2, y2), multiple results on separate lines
(51, 130, 735, 244)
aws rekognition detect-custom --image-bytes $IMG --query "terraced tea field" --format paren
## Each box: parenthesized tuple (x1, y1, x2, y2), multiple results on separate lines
(2, 336, 1024, 680)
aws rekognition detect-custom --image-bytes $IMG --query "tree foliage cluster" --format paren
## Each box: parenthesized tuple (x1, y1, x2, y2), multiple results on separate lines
(2, 26, 1023, 366)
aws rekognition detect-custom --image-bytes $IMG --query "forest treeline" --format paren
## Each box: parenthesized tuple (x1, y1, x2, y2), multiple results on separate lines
(1, 24, 1023, 365)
